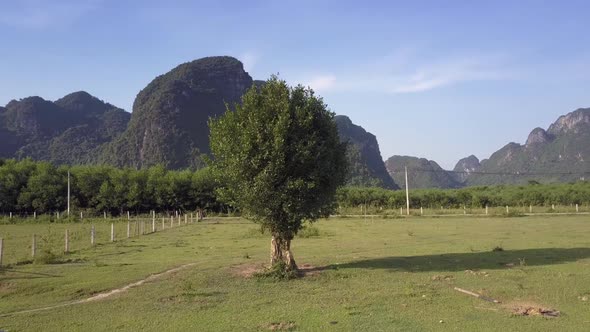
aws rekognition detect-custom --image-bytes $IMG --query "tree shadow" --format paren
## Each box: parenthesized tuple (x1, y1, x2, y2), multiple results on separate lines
(0, 268, 62, 281)
(332, 248, 590, 272)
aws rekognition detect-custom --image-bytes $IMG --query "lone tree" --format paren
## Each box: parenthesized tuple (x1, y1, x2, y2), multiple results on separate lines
(209, 76, 347, 272)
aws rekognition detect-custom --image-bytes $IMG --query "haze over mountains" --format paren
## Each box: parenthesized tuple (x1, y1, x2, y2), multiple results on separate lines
(0, 56, 588, 189)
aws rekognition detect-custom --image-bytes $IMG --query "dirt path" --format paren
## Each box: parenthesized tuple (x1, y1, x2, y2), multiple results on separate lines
(0, 262, 197, 317)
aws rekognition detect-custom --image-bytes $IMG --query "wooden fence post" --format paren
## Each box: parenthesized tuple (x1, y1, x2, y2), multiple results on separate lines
(420, 207, 423, 215)
(485, 205, 488, 215)
(127, 211, 130, 220)
(529, 205, 532, 213)
(91, 225, 95, 246)
(111, 223, 115, 242)
(127, 221, 130, 238)
(552, 204, 555, 210)
(65, 229, 69, 253)
(506, 206, 509, 214)
(32, 234, 36, 257)
(576, 204, 579, 213)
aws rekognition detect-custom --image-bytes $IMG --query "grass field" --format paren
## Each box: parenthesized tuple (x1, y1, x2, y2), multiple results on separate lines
(1, 215, 589, 331)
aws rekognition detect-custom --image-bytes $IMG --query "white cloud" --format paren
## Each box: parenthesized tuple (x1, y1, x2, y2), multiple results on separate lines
(306, 75, 337, 91)
(293, 51, 512, 95)
(0, 0, 100, 29)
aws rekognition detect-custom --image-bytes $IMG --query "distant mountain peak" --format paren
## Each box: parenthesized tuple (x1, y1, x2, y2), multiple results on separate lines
(547, 108, 590, 136)
(386, 155, 460, 189)
(525, 127, 553, 147)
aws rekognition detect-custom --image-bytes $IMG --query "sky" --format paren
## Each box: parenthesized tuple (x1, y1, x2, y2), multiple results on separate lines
(1, 0, 589, 169)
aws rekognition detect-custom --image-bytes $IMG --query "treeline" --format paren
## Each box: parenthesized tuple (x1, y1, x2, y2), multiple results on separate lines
(337, 182, 590, 208)
(1, 159, 589, 216)
(0, 159, 222, 215)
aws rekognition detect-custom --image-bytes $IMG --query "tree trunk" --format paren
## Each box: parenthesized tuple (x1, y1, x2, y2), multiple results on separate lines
(270, 234, 297, 271)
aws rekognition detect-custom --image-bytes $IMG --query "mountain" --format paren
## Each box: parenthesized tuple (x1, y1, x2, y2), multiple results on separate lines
(458, 108, 590, 185)
(452, 155, 481, 183)
(99, 56, 253, 169)
(0, 92, 129, 163)
(385, 155, 460, 189)
(335, 115, 398, 189)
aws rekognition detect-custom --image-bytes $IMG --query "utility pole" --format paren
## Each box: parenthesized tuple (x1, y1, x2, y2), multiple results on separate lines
(405, 166, 410, 215)
(67, 170, 71, 216)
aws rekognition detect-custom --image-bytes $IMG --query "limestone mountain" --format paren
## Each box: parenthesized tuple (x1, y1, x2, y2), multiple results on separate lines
(335, 115, 398, 189)
(99, 56, 253, 169)
(385, 155, 460, 189)
(459, 108, 590, 185)
(0, 92, 129, 163)
(452, 155, 481, 183)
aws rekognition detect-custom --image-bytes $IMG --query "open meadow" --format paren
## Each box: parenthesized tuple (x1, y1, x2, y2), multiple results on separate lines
(1, 215, 589, 331)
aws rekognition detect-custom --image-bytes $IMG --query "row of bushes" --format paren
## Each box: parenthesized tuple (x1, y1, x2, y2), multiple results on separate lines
(1, 159, 589, 216)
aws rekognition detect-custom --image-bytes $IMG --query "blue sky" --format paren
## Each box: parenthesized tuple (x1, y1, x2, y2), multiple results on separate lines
(1, 0, 589, 169)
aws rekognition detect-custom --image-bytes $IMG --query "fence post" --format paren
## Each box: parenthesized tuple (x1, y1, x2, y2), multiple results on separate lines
(32, 234, 36, 257)
(104, 211, 107, 219)
(0, 238, 3, 266)
(57, 211, 60, 219)
(152, 217, 156, 233)
(506, 206, 509, 214)
(552, 204, 555, 211)
(190, 213, 193, 223)
(127, 221, 130, 238)
(400, 207, 403, 215)
(420, 207, 423, 215)
(529, 205, 532, 213)
(80, 212, 83, 220)
(34, 211, 36, 219)
(178, 215, 181, 226)
(170, 216, 173, 228)
(111, 223, 115, 242)
(91, 225, 95, 246)
(9, 212, 12, 219)
(162, 218, 165, 230)
(576, 204, 579, 213)
(185, 215, 188, 224)
(463, 205, 466, 215)
(65, 229, 69, 253)
(485, 205, 488, 215)
(127, 211, 130, 220)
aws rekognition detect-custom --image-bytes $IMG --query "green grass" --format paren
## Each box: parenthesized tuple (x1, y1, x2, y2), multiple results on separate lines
(1, 215, 589, 331)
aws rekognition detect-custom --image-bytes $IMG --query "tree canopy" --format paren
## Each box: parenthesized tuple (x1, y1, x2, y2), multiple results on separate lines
(209, 76, 348, 271)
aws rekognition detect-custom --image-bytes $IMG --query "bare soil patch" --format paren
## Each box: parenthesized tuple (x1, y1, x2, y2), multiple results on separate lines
(504, 301, 560, 318)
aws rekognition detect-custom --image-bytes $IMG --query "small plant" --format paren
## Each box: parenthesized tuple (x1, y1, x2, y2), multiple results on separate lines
(518, 257, 527, 266)
(492, 246, 504, 252)
(297, 226, 320, 238)
(254, 262, 298, 280)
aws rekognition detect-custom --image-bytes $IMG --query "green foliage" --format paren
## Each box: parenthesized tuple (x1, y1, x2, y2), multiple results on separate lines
(209, 76, 348, 239)
(0, 159, 224, 216)
(336, 181, 590, 209)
